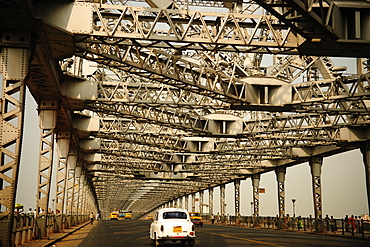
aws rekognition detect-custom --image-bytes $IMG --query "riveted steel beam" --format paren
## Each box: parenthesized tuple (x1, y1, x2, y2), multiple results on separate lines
(0, 31, 29, 246)
(35, 100, 58, 238)
(309, 157, 323, 232)
(275, 167, 286, 217)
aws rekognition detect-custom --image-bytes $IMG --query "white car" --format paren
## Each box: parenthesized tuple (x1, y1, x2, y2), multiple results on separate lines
(149, 208, 196, 246)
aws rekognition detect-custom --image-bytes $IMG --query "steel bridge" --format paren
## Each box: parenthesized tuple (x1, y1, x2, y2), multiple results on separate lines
(1, 0, 370, 246)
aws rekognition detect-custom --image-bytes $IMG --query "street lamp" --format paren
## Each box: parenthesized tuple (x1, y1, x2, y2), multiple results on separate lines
(292, 198, 296, 217)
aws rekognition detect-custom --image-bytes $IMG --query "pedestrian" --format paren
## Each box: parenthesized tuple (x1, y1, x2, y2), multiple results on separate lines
(357, 216, 362, 233)
(298, 216, 303, 230)
(90, 212, 95, 225)
(355, 216, 360, 233)
(96, 212, 101, 221)
(348, 215, 356, 232)
(210, 214, 215, 224)
(345, 215, 349, 232)
(330, 216, 336, 233)
(324, 214, 330, 231)
(14, 204, 24, 214)
(27, 208, 33, 217)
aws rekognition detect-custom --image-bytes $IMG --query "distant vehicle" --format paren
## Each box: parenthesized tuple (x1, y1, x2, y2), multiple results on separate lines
(149, 208, 195, 247)
(148, 215, 154, 220)
(189, 212, 203, 227)
(125, 212, 132, 220)
(109, 212, 119, 220)
(118, 212, 126, 220)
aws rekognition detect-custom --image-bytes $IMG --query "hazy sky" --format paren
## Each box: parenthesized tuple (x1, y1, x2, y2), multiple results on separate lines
(13, 57, 369, 219)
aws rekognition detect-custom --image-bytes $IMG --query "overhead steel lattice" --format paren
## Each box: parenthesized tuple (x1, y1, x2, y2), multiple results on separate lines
(1, 0, 370, 222)
(42, 0, 368, 218)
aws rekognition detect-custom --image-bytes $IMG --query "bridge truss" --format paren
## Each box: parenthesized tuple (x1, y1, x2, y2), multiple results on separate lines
(1, 0, 370, 245)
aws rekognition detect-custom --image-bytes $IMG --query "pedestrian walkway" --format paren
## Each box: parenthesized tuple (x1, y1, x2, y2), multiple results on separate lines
(21, 222, 93, 247)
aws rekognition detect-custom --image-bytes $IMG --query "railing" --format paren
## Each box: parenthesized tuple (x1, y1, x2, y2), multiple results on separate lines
(202, 215, 370, 238)
(12, 213, 89, 246)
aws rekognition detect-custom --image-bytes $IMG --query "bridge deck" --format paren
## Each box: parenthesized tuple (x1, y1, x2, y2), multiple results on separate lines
(22, 220, 370, 247)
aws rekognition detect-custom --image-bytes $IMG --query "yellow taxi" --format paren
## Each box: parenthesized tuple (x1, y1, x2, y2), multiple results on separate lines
(189, 212, 203, 227)
(109, 212, 119, 220)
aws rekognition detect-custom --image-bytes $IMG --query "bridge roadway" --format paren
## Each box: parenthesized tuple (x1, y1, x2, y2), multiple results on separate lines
(24, 220, 370, 247)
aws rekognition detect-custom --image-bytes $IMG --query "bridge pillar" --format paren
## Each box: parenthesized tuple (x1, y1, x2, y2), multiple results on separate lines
(36, 100, 58, 238)
(309, 157, 323, 232)
(275, 167, 286, 218)
(66, 150, 78, 226)
(74, 166, 82, 224)
(185, 194, 189, 211)
(252, 175, 260, 218)
(79, 173, 86, 217)
(0, 36, 29, 246)
(209, 187, 213, 216)
(56, 131, 71, 230)
(220, 184, 226, 222)
(199, 190, 204, 215)
(360, 144, 370, 215)
(192, 193, 196, 211)
(179, 197, 183, 208)
(234, 180, 240, 224)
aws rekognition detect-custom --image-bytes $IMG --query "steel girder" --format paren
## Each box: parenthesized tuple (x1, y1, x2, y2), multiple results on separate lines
(253, 0, 370, 57)
(0, 44, 29, 247)
(44, 2, 301, 53)
(2, 0, 369, 224)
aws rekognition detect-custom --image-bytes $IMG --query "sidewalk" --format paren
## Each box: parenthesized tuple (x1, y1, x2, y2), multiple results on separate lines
(21, 222, 92, 247)
(207, 222, 370, 241)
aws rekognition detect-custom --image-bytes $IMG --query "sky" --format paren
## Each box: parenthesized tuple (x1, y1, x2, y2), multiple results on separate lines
(14, 69, 369, 219)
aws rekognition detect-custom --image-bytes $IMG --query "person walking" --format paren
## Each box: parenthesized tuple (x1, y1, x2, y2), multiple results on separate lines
(348, 215, 356, 233)
(27, 208, 33, 216)
(90, 212, 95, 225)
(210, 214, 215, 224)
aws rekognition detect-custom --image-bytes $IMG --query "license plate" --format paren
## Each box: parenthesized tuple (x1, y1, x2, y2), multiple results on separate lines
(173, 226, 182, 233)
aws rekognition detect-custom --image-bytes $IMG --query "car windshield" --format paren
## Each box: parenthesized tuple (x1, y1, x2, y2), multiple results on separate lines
(163, 212, 187, 219)
(190, 213, 200, 217)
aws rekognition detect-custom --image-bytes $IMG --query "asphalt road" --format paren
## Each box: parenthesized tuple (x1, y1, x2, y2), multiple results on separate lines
(54, 220, 370, 247)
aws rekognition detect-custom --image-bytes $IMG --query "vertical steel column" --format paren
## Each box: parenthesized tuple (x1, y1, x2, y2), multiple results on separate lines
(309, 157, 323, 232)
(234, 180, 240, 218)
(66, 150, 78, 226)
(79, 173, 86, 216)
(73, 166, 82, 224)
(0, 35, 29, 247)
(185, 194, 189, 211)
(55, 131, 71, 229)
(178, 196, 183, 209)
(209, 187, 213, 216)
(360, 144, 370, 216)
(199, 190, 204, 215)
(36, 100, 58, 238)
(192, 193, 196, 212)
(220, 184, 225, 218)
(252, 175, 260, 217)
(275, 167, 286, 217)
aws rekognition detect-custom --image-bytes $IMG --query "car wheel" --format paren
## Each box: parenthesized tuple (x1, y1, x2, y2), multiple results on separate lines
(188, 239, 195, 247)
(154, 233, 160, 247)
